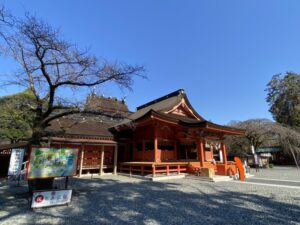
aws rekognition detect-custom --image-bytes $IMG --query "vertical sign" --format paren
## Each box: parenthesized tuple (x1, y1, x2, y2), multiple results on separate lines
(8, 148, 25, 176)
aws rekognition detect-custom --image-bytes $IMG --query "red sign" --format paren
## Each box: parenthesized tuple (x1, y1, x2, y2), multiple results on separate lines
(35, 195, 44, 203)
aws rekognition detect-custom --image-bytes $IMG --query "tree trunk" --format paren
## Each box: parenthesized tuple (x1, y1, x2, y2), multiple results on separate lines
(287, 139, 299, 169)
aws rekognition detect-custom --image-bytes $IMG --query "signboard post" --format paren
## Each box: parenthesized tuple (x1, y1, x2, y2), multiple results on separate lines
(27, 147, 77, 207)
(31, 189, 72, 208)
(8, 148, 25, 182)
(27, 148, 78, 179)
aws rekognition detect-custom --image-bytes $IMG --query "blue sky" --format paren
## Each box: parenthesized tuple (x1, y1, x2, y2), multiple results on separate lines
(1, 0, 300, 125)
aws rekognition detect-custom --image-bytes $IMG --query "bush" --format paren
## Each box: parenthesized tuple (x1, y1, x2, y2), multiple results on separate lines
(269, 163, 274, 168)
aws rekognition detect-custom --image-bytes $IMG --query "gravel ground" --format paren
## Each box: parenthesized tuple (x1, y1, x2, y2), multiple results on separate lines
(251, 166, 300, 180)
(0, 168, 300, 225)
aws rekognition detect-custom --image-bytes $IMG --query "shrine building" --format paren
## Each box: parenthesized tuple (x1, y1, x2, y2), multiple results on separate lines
(44, 89, 245, 178)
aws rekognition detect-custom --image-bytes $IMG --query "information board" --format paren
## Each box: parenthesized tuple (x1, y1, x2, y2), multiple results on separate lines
(8, 148, 25, 176)
(27, 148, 78, 179)
(31, 189, 72, 208)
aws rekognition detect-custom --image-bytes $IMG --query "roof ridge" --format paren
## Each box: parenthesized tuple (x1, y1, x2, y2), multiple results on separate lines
(136, 89, 185, 111)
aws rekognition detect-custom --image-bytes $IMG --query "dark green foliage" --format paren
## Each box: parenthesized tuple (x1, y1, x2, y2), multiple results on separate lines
(0, 89, 35, 143)
(266, 72, 300, 128)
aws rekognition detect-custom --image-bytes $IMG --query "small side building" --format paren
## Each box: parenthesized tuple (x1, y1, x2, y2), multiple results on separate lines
(45, 93, 131, 176)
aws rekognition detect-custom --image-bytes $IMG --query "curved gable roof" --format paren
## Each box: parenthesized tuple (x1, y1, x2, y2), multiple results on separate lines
(111, 89, 245, 136)
(133, 89, 205, 121)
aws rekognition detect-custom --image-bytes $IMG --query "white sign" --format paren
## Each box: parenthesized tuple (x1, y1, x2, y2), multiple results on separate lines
(31, 189, 72, 208)
(8, 148, 25, 176)
(251, 145, 255, 154)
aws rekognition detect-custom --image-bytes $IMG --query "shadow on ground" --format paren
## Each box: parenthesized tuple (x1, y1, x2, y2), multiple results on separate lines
(0, 177, 299, 225)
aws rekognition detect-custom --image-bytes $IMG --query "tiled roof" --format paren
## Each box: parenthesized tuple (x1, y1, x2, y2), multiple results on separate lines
(47, 94, 132, 138)
(111, 89, 245, 135)
(85, 93, 131, 117)
(129, 89, 204, 121)
(46, 114, 119, 138)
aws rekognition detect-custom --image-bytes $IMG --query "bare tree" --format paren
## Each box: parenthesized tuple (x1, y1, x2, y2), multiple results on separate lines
(227, 119, 274, 151)
(0, 5, 4, 22)
(268, 123, 300, 168)
(226, 119, 300, 167)
(1, 15, 145, 144)
(0, 4, 13, 43)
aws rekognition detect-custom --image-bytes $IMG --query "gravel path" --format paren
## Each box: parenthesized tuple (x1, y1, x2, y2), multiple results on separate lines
(0, 168, 299, 225)
(245, 178, 300, 187)
(251, 166, 300, 181)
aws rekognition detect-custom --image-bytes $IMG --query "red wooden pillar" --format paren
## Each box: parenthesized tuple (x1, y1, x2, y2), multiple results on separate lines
(198, 139, 205, 167)
(210, 145, 214, 161)
(154, 126, 159, 162)
(133, 141, 136, 161)
(221, 142, 228, 165)
(174, 141, 177, 160)
(142, 140, 145, 161)
(141, 165, 144, 176)
(221, 141, 228, 175)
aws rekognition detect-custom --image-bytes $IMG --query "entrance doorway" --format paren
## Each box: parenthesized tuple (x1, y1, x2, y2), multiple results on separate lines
(178, 141, 197, 160)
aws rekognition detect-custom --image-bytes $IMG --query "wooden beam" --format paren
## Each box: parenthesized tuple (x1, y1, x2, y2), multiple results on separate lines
(99, 145, 105, 176)
(113, 145, 118, 175)
(79, 144, 84, 177)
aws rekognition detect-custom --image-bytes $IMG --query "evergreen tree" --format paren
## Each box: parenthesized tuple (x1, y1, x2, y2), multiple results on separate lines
(0, 89, 35, 143)
(266, 72, 300, 128)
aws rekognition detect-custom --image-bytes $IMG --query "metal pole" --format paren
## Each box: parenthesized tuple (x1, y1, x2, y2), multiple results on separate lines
(65, 176, 69, 189)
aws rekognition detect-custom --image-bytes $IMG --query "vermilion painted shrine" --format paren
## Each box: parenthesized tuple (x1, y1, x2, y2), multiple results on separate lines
(46, 89, 245, 177)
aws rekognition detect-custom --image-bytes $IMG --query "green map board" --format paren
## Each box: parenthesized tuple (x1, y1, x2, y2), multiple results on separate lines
(28, 148, 78, 179)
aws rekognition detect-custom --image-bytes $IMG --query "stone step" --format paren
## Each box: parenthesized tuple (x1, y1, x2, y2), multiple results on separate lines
(188, 175, 234, 182)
